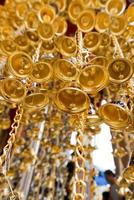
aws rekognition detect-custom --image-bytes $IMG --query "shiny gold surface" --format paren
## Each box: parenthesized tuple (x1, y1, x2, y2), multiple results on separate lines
(25, 11, 39, 30)
(8, 51, 32, 78)
(110, 15, 127, 35)
(38, 4, 56, 23)
(68, 0, 84, 21)
(98, 103, 130, 128)
(78, 65, 109, 94)
(30, 62, 53, 83)
(83, 32, 101, 51)
(53, 16, 67, 36)
(1, 39, 16, 55)
(38, 22, 54, 41)
(0, 0, 133, 199)
(54, 87, 89, 113)
(24, 93, 49, 110)
(106, 0, 126, 16)
(54, 59, 78, 81)
(108, 58, 133, 83)
(58, 36, 77, 57)
(77, 9, 95, 32)
(95, 12, 110, 32)
(1, 78, 26, 103)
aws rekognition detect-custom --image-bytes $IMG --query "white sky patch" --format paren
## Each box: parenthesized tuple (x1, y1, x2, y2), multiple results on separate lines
(92, 123, 115, 171)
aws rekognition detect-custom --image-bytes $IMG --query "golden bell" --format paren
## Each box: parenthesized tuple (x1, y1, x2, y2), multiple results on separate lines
(38, 5, 56, 23)
(83, 32, 101, 51)
(29, 0, 44, 11)
(1, 78, 26, 103)
(106, 0, 126, 16)
(16, 2, 29, 19)
(30, 61, 53, 83)
(26, 31, 39, 44)
(54, 87, 90, 114)
(9, 14, 23, 29)
(98, 103, 130, 129)
(0, 25, 14, 40)
(38, 22, 54, 41)
(77, 9, 95, 32)
(53, 0, 67, 12)
(58, 36, 77, 57)
(100, 32, 111, 47)
(53, 16, 67, 36)
(41, 40, 55, 52)
(23, 92, 49, 111)
(78, 65, 109, 94)
(15, 34, 29, 50)
(8, 51, 32, 78)
(125, 3, 134, 24)
(1, 38, 16, 55)
(109, 15, 127, 35)
(68, 0, 84, 21)
(53, 59, 78, 82)
(25, 11, 39, 30)
(95, 11, 110, 32)
(107, 58, 133, 84)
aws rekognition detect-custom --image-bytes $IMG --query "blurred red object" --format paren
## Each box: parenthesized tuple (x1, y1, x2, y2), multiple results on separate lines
(0, 0, 5, 5)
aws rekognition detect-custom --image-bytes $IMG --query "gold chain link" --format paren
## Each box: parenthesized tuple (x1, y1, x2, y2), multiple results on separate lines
(32, 40, 42, 63)
(76, 29, 83, 68)
(73, 113, 87, 200)
(0, 104, 23, 171)
(73, 29, 88, 200)
(111, 34, 124, 58)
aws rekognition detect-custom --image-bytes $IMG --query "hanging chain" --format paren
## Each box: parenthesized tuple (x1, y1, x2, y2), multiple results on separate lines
(5, 174, 19, 200)
(14, 24, 26, 38)
(73, 113, 87, 200)
(76, 29, 96, 67)
(73, 29, 88, 200)
(0, 104, 23, 171)
(25, 40, 42, 90)
(76, 29, 84, 68)
(0, 105, 23, 199)
(32, 40, 42, 63)
(111, 34, 124, 58)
